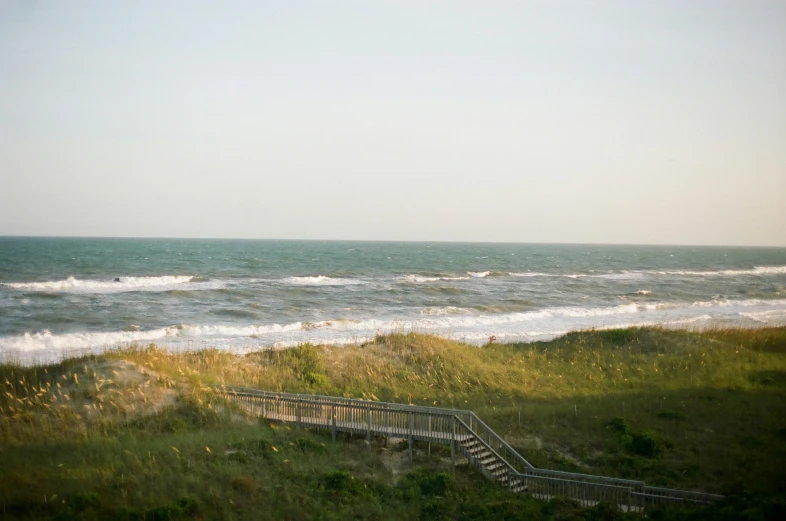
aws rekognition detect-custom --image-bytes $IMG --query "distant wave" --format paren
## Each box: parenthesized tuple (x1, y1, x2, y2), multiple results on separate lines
(653, 266, 786, 277)
(262, 265, 786, 288)
(0, 275, 220, 293)
(592, 272, 646, 280)
(280, 276, 366, 286)
(633, 297, 786, 311)
(512, 266, 786, 280)
(399, 274, 470, 283)
(590, 266, 786, 279)
(689, 297, 786, 308)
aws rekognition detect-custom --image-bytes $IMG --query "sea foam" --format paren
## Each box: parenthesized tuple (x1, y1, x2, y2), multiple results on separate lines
(420, 306, 470, 316)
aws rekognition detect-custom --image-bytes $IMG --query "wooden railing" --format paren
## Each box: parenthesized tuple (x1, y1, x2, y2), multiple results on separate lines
(218, 386, 723, 511)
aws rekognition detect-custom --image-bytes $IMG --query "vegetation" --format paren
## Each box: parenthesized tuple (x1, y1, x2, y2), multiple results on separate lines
(1, 326, 785, 519)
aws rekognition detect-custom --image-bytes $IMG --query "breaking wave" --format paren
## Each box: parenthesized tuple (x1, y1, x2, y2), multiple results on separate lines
(653, 266, 786, 277)
(0, 275, 218, 293)
(511, 265, 786, 280)
(6, 297, 785, 361)
(280, 276, 366, 286)
(399, 274, 470, 283)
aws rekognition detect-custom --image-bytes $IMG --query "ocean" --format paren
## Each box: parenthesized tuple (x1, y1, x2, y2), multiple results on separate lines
(1, 237, 785, 364)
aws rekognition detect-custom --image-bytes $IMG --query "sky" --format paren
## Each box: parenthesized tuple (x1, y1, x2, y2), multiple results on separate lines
(0, 0, 784, 246)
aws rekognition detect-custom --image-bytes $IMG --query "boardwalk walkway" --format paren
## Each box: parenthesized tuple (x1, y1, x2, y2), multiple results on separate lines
(219, 387, 722, 512)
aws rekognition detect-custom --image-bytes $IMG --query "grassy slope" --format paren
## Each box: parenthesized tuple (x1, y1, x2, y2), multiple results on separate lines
(1, 327, 785, 520)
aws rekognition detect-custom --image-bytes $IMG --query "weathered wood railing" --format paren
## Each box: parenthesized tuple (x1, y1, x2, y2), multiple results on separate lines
(218, 386, 722, 512)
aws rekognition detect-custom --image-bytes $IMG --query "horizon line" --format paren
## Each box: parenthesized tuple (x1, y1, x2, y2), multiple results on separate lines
(1, 234, 785, 249)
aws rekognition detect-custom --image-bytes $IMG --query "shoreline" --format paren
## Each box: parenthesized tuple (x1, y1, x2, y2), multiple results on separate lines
(2, 322, 785, 368)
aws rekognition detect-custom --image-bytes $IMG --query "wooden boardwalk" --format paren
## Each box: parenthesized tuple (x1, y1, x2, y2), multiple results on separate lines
(219, 387, 723, 512)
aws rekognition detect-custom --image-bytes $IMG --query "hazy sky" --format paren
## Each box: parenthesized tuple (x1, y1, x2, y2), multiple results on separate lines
(1, 0, 784, 245)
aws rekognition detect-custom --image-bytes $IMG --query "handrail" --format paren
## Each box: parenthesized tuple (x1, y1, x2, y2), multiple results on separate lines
(221, 386, 474, 417)
(220, 386, 532, 471)
(520, 473, 636, 509)
(521, 467, 645, 488)
(454, 415, 518, 479)
(217, 386, 722, 510)
(642, 485, 724, 502)
(467, 412, 534, 470)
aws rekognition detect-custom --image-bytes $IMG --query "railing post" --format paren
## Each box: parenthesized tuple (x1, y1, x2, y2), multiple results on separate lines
(331, 404, 336, 441)
(427, 416, 432, 456)
(367, 405, 372, 442)
(384, 405, 389, 447)
(450, 415, 456, 471)
(262, 395, 266, 418)
(408, 410, 413, 463)
(297, 398, 302, 429)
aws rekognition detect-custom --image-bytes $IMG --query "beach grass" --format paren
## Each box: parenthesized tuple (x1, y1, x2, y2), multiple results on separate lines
(1, 327, 785, 519)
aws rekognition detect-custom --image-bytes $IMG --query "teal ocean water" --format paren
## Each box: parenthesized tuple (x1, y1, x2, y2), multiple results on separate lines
(1, 237, 785, 363)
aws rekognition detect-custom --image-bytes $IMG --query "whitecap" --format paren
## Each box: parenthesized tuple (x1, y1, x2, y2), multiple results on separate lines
(399, 274, 470, 283)
(0, 275, 212, 294)
(654, 265, 786, 277)
(280, 276, 366, 286)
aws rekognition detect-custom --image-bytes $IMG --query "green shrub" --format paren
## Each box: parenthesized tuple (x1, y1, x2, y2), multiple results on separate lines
(323, 470, 355, 492)
(609, 418, 669, 458)
(416, 472, 452, 497)
(303, 371, 328, 386)
(630, 430, 664, 458)
(608, 417, 630, 435)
